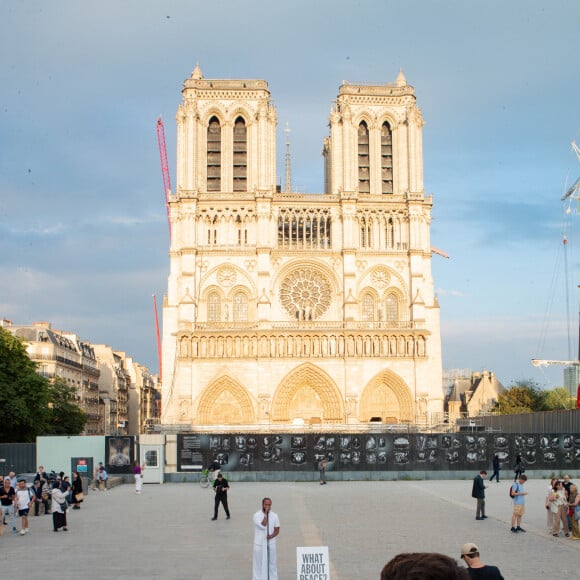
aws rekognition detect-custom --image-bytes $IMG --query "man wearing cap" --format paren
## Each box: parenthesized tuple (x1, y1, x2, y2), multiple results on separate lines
(460, 543, 504, 579)
(471, 470, 488, 520)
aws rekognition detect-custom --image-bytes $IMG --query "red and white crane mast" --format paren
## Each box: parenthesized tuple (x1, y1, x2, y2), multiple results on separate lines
(156, 117, 172, 238)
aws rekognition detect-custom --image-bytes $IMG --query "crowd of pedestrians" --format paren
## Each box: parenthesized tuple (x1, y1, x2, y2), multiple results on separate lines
(0, 464, 101, 537)
(2, 459, 579, 578)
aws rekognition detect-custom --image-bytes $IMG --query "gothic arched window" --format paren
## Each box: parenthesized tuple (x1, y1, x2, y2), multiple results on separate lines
(233, 117, 247, 192)
(385, 293, 399, 322)
(386, 217, 394, 249)
(207, 116, 221, 192)
(208, 292, 221, 322)
(360, 216, 373, 248)
(381, 122, 393, 194)
(361, 293, 376, 321)
(358, 121, 370, 193)
(233, 292, 248, 322)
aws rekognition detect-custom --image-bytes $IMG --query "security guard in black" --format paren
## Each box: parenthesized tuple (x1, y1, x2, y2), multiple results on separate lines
(211, 473, 230, 520)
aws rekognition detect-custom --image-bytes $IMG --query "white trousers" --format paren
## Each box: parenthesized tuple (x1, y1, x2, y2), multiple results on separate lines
(253, 542, 277, 580)
(135, 474, 143, 492)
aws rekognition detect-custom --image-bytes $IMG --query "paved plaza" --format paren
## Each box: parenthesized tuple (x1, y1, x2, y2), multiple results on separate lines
(0, 477, 578, 578)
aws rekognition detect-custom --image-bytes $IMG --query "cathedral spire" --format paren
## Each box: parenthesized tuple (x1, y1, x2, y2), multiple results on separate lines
(395, 68, 407, 87)
(284, 122, 292, 193)
(191, 62, 203, 80)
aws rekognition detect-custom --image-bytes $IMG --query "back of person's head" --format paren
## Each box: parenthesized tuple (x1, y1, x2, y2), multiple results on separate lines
(380, 552, 468, 580)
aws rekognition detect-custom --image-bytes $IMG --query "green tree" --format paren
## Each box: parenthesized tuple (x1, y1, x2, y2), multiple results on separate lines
(544, 387, 576, 410)
(0, 327, 50, 442)
(493, 379, 547, 414)
(46, 377, 87, 435)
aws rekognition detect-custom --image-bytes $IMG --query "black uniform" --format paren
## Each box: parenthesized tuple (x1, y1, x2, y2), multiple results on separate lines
(211, 475, 230, 520)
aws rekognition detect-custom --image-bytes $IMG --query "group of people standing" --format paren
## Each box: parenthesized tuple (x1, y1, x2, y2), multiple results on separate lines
(545, 474, 580, 538)
(0, 467, 84, 536)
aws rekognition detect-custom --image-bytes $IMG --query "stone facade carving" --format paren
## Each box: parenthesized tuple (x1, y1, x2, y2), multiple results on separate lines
(162, 66, 443, 427)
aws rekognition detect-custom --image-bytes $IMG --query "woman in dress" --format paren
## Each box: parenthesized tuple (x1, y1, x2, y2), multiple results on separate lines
(71, 471, 83, 510)
(133, 461, 144, 494)
(546, 476, 558, 531)
(550, 481, 570, 537)
(50, 481, 68, 532)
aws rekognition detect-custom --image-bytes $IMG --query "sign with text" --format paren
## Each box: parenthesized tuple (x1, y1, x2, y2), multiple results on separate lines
(296, 546, 330, 580)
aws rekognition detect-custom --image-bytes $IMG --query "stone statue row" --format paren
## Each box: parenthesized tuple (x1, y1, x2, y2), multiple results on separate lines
(178, 332, 426, 359)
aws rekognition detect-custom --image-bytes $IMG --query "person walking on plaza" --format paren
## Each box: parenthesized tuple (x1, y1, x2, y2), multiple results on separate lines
(134, 461, 145, 494)
(15, 478, 33, 535)
(489, 455, 500, 483)
(253, 497, 280, 580)
(50, 481, 68, 532)
(460, 543, 504, 579)
(513, 454, 524, 481)
(319, 457, 327, 485)
(211, 472, 230, 520)
(510, 474, 528, 533)
(472, 470, 487, 520)
(1, 477, 18, 533)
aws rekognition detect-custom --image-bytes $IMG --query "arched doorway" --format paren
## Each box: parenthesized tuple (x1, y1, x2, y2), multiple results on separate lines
(197, 376, 255, 425)
(271, 363, 343, 424)
(359, 370, 413, 423)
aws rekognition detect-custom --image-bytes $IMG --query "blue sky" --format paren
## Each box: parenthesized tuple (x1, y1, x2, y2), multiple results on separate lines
(1, 1, 579, 388)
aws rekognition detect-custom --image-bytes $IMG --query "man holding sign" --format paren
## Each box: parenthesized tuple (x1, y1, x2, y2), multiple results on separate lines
(253, 497, 280, 580)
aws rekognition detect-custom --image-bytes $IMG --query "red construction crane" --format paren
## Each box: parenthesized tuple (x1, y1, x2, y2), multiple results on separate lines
(153, 293, 162, 383)
(156, 117, 172, 238)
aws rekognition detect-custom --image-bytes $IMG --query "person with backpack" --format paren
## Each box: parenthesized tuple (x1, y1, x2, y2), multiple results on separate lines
(510, 474, 528, 533)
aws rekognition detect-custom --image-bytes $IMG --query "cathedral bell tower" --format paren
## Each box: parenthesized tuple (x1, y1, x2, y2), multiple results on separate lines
(162, 66, 443, 430)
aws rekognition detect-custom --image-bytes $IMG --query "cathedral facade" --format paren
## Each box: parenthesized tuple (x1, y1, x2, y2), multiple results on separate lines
(161, 65, 443, 428)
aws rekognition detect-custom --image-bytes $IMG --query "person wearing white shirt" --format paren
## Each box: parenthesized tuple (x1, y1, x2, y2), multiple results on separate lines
(253, 497, 280, 580)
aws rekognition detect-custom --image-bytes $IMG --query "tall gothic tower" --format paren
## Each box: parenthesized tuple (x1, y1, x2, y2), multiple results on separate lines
(161, 65, 443, 428)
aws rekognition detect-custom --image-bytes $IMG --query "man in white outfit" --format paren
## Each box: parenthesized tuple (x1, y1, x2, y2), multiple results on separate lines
(253, 497, 280, 580)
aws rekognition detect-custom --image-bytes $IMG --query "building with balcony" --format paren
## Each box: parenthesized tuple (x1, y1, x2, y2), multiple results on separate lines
(93, 345, 130, 436)
(126, 356, 162, 435)
(3, 321, 102, 434)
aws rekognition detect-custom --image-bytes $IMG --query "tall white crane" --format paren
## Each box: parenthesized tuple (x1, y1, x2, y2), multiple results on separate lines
(533, 141, 580, 372)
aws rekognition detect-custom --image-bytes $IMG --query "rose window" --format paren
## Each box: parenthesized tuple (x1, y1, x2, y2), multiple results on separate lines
(280, 268, 332, 320)
(371, 267, 390, 288)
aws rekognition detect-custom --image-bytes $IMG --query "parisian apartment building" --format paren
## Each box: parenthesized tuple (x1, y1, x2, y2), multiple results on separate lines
(1, 319, 161, 435)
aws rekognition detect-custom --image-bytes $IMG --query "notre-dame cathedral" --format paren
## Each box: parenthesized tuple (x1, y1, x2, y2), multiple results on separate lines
(161, 64, 443, 428)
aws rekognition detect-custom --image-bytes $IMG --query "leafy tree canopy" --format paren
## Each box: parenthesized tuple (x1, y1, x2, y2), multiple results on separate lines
(493, 379, 576, 414)
(46, 377, 87, 435)
(544, 387, 576, 411)
(0, 327, 50, 441)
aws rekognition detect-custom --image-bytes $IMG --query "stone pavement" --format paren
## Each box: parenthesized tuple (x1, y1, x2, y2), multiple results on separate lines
(0, 477, 578, 579)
